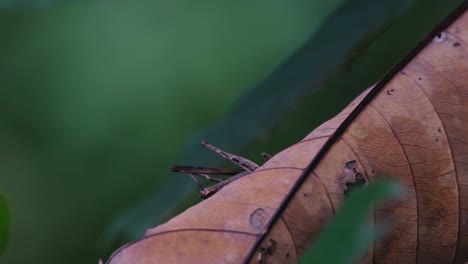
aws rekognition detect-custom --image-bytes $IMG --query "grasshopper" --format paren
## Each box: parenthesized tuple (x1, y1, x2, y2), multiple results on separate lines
(172, 140, 271, 198)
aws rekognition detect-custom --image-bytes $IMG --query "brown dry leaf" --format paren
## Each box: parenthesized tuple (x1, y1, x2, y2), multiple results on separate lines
(107, 3, 468, 264)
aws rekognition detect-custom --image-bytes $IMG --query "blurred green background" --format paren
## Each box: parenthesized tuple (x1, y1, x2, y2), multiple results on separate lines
(0, 0, 463, 263)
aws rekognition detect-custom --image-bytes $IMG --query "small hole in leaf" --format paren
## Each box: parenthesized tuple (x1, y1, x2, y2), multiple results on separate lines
(266, 239, 277, 255)
(434, 32, 446, 42)
(345, 160, 356, 169)
(453, 42, 460, 47)
(355, 173, 364, 181)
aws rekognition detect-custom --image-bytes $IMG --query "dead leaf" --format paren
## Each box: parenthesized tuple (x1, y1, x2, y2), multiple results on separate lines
(106, 3, 468, 264)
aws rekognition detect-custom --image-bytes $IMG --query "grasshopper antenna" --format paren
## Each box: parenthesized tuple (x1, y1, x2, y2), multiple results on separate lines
(200, 140, 258, 172)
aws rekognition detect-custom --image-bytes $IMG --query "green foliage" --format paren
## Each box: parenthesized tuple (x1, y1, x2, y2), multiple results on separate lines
(299, 179, 403, 264)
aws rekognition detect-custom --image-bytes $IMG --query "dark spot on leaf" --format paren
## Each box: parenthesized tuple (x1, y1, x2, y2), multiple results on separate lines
(355, 173, 365, 181)
(345, 173, 367, 195)
(345, 160, 356, 169)
(387, 89, 394, 95)
(286, 252, 290, 259)
(438, 128, 442, 133)
(436, 138, 439, 142)
(267, 239, 277, 255)
(418, 77, 422, 80)
(371, 170, 375, 174)
(453, 42, 460, 47)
